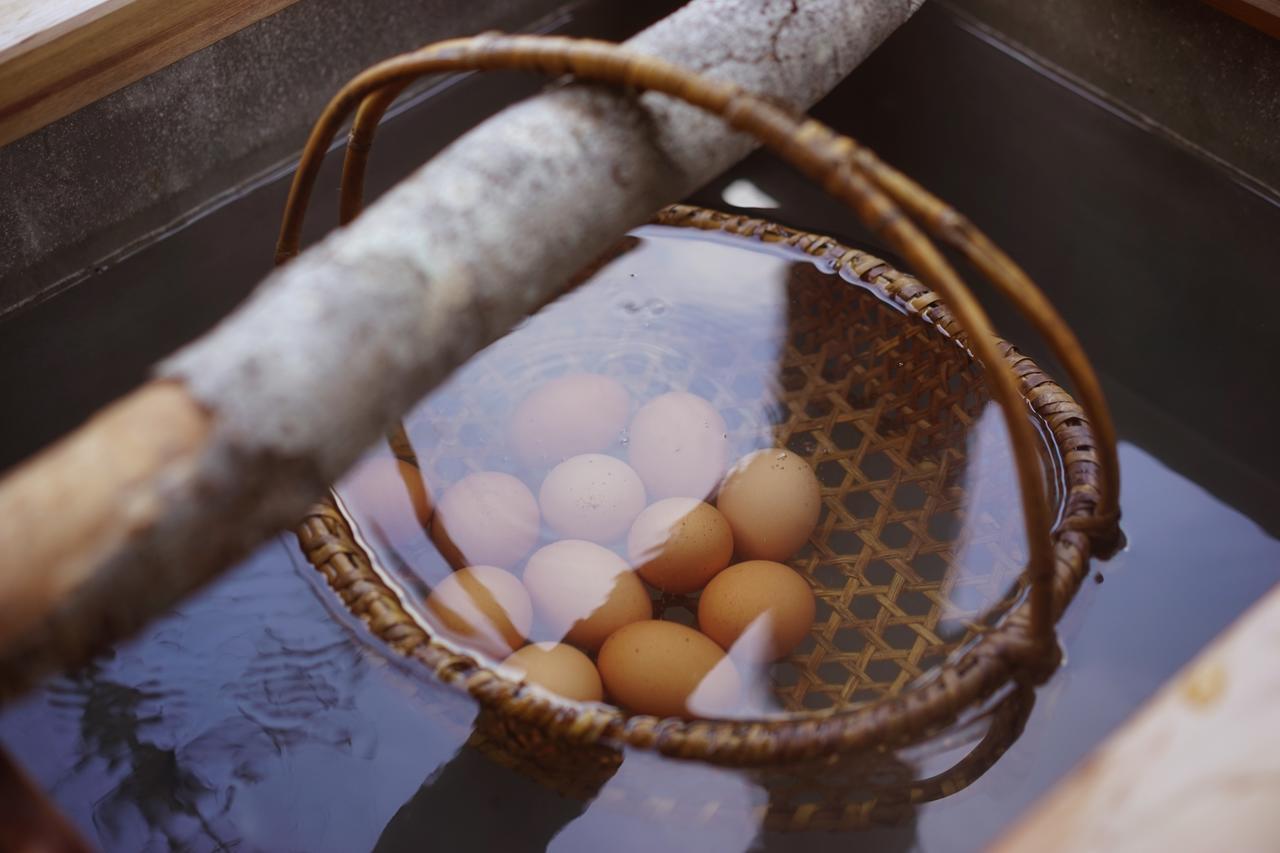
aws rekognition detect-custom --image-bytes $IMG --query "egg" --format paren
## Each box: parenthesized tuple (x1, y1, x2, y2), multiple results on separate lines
(509, 373, 632, 469)
(424, 566, 533, 658)
(628, 392, 729, 501)
(522, 539, 652, 651)
(597, 621, 741, 718)
(715, 450, 822, 561)
(341, 455, 433, 545)
(503, 642, 604, 702)
(626, 498, 733, 593)
(431, 471, 540, 569)
(698, 560, 816, 662)
(538, 454, 646, 543)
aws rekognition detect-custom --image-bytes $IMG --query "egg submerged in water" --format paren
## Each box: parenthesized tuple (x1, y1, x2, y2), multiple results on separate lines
(522, 539, 652, 652)
(423, 565, 533, 659)
(626, 497, 733, 593)
(508, 373, 631, 469)
(627, 392, 729, 501)
(538, 453, 647, 543)
(431, 471, 541, 569)
(503, 642, 604, 702)
(716, 449, 822, 562)
(698, 559, 817, 662)
(597, 621, 742, 719)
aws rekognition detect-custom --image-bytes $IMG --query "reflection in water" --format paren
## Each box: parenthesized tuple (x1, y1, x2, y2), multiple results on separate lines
(339, 227, 1037, 725)
(0, 543, 476, 852)
(7, 434, 1270, 851)
(374, 746, 591, 853)
(348, 224, 1047, 849)
(6, 223, 1279, 851)
(47, 663, 235, 850)
(40, 615, 381, 851)
(370, 683, 1033, 851)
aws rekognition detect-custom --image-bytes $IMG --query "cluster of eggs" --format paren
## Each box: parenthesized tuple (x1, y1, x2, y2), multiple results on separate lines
(345, 373, 823, 719)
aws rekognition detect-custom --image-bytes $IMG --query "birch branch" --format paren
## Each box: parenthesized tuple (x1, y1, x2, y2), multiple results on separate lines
(0, 0, 923, 694)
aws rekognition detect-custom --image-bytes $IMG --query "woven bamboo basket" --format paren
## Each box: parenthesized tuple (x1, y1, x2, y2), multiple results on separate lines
(284, 34, 1121, 776)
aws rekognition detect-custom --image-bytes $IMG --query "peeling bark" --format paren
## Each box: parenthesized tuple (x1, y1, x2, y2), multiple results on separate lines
(0, 0, 921, 692)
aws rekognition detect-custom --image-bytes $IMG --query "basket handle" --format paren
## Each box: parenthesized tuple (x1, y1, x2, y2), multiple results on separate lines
(273, 34, 1120, 659)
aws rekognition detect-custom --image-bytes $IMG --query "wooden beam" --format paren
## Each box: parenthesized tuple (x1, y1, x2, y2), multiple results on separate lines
(1203, 0, 1280, 39)
(991, 581, 1280, 852)
(0, 0, 302, 147)
(0, 746, 92, 852)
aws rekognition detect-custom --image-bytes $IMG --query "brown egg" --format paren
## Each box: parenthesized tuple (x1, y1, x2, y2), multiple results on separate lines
(522, 539, 652, 652)
(509, 373, 632, 469)
(538, 454, 647, 543)
(503, 642, 604, 702)
(716, 450, 822, 562)
(341, 455, 433, 545)
(626, 498, 733, 593)
(597, 621, 741, 719)
(431, 472, 540, 569)
(424, 566, 533, 658)
(628, 392, 728, 501)
(698, 560, 816, 662)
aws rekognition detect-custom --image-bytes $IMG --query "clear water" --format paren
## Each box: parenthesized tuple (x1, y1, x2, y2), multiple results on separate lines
(2, 440, 1274, 851)
(2, 4, 1279, 851)
(4, 216, 1277, 849)
(336, 225, 1049, 722)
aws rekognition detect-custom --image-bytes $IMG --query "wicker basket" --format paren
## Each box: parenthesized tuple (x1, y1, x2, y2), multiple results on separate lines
(284, 34, 1120, 772)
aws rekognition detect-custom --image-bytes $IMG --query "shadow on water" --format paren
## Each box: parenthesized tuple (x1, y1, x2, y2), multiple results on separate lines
(46, 663, 236, 851)
(5, 191, 1277, 853)
(2, 183, 1276, 853)
(355, 224, 1046, 853)
(368, 660, 1034, 852)
(374, 746, 591, 852)
(369, 745, 920, 853)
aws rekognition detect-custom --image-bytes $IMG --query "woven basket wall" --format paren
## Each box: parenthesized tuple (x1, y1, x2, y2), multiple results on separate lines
(297, 206, 1099, 777)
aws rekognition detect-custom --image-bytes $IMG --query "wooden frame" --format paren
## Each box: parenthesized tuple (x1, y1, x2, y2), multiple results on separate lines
(994, 582, 1280, 851)
(1204, 0, 1280, 38)
(0, 0, 302, 147)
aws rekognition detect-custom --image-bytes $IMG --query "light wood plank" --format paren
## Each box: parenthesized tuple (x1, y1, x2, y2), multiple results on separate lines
(0, 1, 128, 61)
(991, 581, 1280, 852)
(0, 0, 302, 147)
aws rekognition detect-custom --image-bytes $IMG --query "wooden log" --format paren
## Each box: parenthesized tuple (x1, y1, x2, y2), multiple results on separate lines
(991, 581, 1280, 852)
(0, 0, 923, 695)
(0, 383, 210, 655)
(0, 0, 303, 146)
(0, 746, 92, 852)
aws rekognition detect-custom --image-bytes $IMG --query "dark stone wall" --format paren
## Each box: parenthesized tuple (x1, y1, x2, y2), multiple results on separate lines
(945, 0, 1280, 196)
(0, 0, 568, 316)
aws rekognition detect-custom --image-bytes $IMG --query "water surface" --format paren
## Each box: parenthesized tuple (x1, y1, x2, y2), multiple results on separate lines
(3, 3, 1279, 851)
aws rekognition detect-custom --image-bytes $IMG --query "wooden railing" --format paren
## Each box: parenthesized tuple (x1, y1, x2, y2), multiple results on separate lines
(0, 0, 301, 147)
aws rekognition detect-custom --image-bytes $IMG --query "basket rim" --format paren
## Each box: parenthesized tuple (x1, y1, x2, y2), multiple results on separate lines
(295, 204, 1104, 766)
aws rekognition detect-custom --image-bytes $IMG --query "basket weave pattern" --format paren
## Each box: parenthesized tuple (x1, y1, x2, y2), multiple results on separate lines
(296, 205, 1099, 766)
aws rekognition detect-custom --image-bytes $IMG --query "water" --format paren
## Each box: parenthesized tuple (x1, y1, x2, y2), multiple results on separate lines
(2, 3, 1279, 851)
(2, 439, 1273, 851)
(337, 224, 1049, 722)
